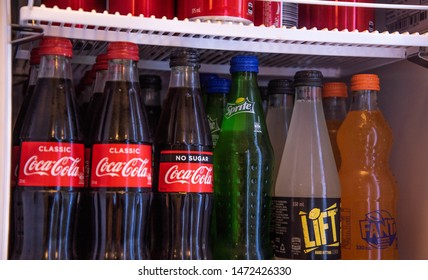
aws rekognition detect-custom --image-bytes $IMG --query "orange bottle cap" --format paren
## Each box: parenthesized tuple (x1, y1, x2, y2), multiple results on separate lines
(351, 74, 380, 92)
(322, 82, 348, 98)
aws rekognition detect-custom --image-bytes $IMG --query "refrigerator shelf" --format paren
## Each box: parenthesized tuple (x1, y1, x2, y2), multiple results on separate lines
(18, 4, 428, 78)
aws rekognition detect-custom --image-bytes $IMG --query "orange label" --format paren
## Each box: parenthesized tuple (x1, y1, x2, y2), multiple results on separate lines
(18, 141, 85, 187)
(90, 143, 152, 188)
(158, 150, 213, 193)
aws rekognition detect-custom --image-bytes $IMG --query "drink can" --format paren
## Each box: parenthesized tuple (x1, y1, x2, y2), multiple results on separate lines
(177, 0, 255, 24)
(254, 1, 298, 28)
(108, 0, 175, 19)
(41, 0, 106, 12)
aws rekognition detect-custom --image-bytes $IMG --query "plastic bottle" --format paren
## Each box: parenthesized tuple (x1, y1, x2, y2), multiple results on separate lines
(139, 74, 162, 141)
(338, 74, 398, 259)
(205, 77, 231, 148)
(265, 79, 294, 183)
(11, 37, 85, 260)
(273, 70, 341, 260)
(152, 48, 213, 260)
(213, 55, 274, 260)
(322, 82, 348, 170)
(89, 42, 152, 260)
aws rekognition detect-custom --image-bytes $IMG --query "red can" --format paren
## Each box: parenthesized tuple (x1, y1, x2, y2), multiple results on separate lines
(337, 0, 375, 31)
(254, 1, 298, 28)
(41, 0, 106, 12)
(298, 0, 374, 31)
(108, 0, 175, 19)
(177, 0, 255, 24)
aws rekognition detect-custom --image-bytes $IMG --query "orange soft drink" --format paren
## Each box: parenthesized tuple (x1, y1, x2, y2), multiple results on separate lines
(337, 74, 398, 259)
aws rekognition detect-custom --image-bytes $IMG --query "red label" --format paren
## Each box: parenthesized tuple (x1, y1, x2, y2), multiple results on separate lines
(11, 145, 20, 187)
(158, 150, 213, 193)
(90, 143, 152, 188)
(18, 142, 85, 187)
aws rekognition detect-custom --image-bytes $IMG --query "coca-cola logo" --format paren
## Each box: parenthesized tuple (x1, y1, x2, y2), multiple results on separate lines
(164, 165, 212, 185)
(95, 157, 150, 178)
(23, 155, 82, 177)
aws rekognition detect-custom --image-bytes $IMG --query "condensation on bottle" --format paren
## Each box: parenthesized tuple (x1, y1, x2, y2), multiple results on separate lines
(213, 55, 274, 260)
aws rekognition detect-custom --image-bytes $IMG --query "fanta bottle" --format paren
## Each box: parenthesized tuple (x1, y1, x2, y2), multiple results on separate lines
(322, 82, 348, 170)
(337, 74, 398, 259)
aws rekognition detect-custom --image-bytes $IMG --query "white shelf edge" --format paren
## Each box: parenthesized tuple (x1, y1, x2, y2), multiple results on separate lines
(18, 6, 428, 56)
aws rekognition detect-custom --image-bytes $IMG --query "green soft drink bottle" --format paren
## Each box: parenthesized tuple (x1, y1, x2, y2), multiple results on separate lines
(213, 55, 274, 260)
(205, 77, 231, 148)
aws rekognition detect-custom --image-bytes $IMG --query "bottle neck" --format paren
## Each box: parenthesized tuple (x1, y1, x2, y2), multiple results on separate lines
(107, 59, 139, 82)
(323, 96, 347, 121)
(93, 69, 108, 93)
(38, 55, 73, 80)
(169, 66, 200, 89)
(142, 87, 161, 106)
(268, 94, 294, 109)
(230, 71, 259, 98)
(349, 90, 379, 111)
(295, 85, 323, 102)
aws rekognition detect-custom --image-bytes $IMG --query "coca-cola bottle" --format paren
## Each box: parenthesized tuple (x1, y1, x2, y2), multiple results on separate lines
(9, 47, 40, 259)
(76, 69, 95, 130)
(75, 53, 109, 259)
(139, 74, 162, 141)
(89, 41, 152, 260)
(10, 37, 85, 260)
(152, 48, 213, 260)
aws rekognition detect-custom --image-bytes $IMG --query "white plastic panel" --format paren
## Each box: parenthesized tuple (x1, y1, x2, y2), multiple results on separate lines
(0, 0, 12, 260)
(17, 5, 428, 78)
(373, 60, 428, 260)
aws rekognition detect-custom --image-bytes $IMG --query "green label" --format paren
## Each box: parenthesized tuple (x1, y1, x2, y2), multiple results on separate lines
(272, 197, 341, 260)
(225, 97, 255, 119)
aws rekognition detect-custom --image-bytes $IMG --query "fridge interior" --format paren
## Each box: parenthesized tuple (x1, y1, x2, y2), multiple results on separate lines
(1, 0, 428, 259)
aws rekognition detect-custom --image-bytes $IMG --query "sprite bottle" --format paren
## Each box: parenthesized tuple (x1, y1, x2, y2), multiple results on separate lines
(213, 55, 274, 260)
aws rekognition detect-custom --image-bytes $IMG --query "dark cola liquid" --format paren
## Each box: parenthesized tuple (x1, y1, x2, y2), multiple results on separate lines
(152, 87, 213, 260)
(89, 80, 152, 260)
(9, 84, 36, 258)
(145, 105, 162, 141)
(10, 78, 83, 260)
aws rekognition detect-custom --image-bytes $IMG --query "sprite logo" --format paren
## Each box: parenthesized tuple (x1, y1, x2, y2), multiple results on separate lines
(225, 97, 255, 119)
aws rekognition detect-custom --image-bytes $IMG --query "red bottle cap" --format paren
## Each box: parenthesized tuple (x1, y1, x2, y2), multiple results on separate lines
(30, 47, 41, 65)
(38, 37, 73, 58)
(82, 70, 95, 85)
(93, 53, 109, 71)
(351, 74, 380, 92)
(107, 42, 139, 61)
(322, 82, 348, 98)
